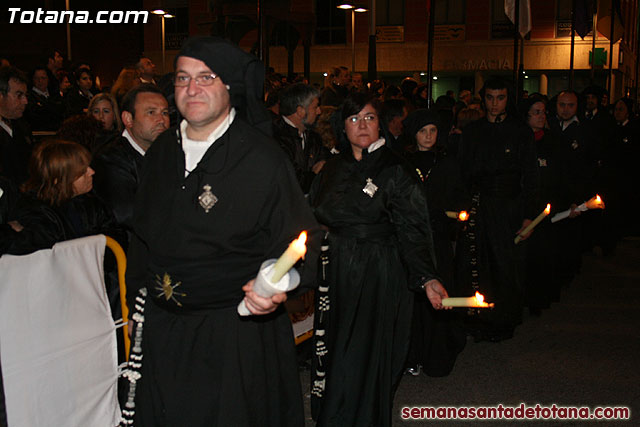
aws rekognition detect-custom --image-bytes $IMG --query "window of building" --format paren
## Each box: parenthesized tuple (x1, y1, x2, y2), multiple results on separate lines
(434, 0, 465, 25)
(315, 0, 347, 45)
(491, 0, 513, 39)
(376, 0, 404, 26)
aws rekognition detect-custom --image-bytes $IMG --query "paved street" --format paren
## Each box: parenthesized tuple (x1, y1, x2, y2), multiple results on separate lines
(302, 238, 640, 426)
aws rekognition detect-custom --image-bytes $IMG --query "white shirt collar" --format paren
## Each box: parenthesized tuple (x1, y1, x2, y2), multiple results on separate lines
(0, 120, 12, 137)
(122, 129, 147, 156)
(367, 137, 386, 153)
(560, 115, 579, 131)
(32, 87, 49, 98)
(283, 116, 303, 137)
(181, 108, 236, 176)
(180, 108, 236, 145)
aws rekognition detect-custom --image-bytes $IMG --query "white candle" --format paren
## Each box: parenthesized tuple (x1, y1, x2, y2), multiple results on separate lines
(515, 204, 551, 244)
(551, 195, 605, 223)
(442, 292, 494, 308)
(270, 231, 307, 283)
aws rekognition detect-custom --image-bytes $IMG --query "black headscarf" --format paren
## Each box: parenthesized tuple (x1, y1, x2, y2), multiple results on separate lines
(175, 36, 272, 136)
(403, 108, 440, 139)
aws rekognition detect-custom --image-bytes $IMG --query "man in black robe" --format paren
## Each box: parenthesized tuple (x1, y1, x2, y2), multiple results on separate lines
(126, 37, 318, 426)
(457, 78, 539, 342)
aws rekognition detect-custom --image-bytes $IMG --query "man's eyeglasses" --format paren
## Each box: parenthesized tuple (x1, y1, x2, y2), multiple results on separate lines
(174, 73, 219, 87)
(346, 114, 377, 125)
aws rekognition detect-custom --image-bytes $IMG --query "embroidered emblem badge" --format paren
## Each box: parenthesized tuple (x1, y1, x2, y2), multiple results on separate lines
(198, 184, 218, 213)
(155, 273, 186, 307)
(571, 140, 579, 150)
(362, 178, 378, 198)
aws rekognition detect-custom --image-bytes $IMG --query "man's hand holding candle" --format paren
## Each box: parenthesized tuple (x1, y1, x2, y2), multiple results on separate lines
(242, 279, 288, 315)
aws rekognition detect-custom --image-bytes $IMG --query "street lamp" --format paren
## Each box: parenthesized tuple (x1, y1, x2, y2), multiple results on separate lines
(152, 9, 175, 72)
(336, 4, 368, 73)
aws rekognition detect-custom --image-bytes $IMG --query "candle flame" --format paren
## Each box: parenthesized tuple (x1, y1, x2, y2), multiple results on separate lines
(458, 211, 469, 221)
(544, 204, 551, 215)
(595, 194, 602, 203)
(474, 292, 485, 304)
(295, 231, 307, 247)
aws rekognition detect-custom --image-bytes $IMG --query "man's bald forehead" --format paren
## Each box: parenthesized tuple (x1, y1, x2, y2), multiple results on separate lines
(558, 91, 577, 103)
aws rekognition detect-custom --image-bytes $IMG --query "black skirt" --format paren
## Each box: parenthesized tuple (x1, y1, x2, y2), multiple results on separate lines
(134, 302, 304, 427)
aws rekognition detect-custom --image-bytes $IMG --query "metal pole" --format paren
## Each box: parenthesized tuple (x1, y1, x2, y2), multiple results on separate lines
(636, 0, 640, 101)
(608, 0, 615, 97)
(161, 16, 166, 73)
(513, 0, 520, 103)
(351, 10, 356, 72)
(426, 0, 435, 108)
(367, 0, 377, 82)
(591, 2, 597, 82)
(257, 0, 263, 62)
(65, 0, 72, 61)
(569, 0, 576, 89)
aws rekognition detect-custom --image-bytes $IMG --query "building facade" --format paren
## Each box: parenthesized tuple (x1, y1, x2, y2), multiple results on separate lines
(143, 0, 639, 100)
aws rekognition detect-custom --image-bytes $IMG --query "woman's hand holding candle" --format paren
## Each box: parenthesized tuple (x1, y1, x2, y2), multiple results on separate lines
(424, 279, 450, 310)
(442, 292, 494, 308)
(270, 231, 307, 282)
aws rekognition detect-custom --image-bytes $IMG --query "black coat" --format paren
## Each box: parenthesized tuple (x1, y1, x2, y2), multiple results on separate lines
(272, 117, 330, 194)
(92, 136, 144, 230)
(0, 191, 122, 256)
(63, 88, 92, 118)
(25, 89, 64, 132)
(0, 119, 32, 186)
(320, 83, 348, 107)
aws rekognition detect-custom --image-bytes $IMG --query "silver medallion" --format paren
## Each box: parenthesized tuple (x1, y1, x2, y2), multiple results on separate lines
(362, 178, 378, 198)
(198, 184, 218, 213)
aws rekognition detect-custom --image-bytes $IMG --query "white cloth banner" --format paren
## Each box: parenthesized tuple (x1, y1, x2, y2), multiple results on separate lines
(505, 0, 532, 38)
(0, 235, 121, 427)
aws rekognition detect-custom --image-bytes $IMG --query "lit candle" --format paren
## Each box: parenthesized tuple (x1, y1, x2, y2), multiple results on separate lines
(270, 231, 307, 283)
(515, 204, 551, 244)
(586, 194, 605, 210)
(442, 292, 494, 308)
(550, 195, 605, 223)
(445, 210, 469, 221)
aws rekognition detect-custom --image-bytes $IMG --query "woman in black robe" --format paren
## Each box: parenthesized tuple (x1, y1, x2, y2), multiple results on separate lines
(310, 93, 448, 427)
(403, 109, 468, 377)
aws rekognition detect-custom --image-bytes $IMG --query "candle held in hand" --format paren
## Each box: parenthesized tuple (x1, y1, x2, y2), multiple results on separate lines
(445, 210, 469, 221)
(270, 231, 307, 283)
(515, 204, 551, 244)
(586, 194, 605, 210)
(442, 292, 494, 308)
